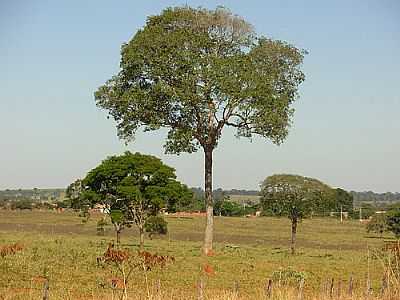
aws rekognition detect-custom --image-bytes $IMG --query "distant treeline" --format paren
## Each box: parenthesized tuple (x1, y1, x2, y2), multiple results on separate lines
(351, 191, 400, 205)
(1, 188, 399, 205)
(0, 188, 64, 201)
(190, 187, 258, 200)
(191, 188, 400, 202)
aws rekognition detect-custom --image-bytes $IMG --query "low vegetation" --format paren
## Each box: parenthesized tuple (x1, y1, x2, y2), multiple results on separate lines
(0, 210, 399, 299)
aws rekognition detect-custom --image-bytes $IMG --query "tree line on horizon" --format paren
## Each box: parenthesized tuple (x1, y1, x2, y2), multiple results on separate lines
(1, 188, 399, 205)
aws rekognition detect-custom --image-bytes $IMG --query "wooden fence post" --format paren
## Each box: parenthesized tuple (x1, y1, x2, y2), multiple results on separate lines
(156, 278, 161, 300)
(329, 278, 334, 298)
(366, 276, 372, 297)
(265, 279, 272, 298)
(198, 278, 204, 300)
(348, 275, 353, 296)
(233, 281, 239, 297)
(297, 278, 304, 300)
(337, 279, 342, 299)
(42, 279, 49, 300)
(380, 273, 387, 296)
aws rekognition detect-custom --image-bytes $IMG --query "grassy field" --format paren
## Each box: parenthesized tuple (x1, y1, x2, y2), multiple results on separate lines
(0, 210, 397, 299)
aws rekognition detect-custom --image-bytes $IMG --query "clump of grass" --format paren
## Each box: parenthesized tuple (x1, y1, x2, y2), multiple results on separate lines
(271, 266, 308, 286)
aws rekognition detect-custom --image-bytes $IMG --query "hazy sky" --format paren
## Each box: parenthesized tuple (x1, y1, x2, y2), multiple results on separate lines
(1, 0, 399, 192)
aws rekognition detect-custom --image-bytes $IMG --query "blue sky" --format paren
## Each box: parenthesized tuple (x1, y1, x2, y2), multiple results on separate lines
(0, 0, 399, 192)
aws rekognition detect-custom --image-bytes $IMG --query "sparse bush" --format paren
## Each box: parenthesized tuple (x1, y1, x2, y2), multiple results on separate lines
(99, 243, 174, 300)
(214, 200, 246, 216)
(78, 205, 90, 223)
(97, 217, 108, 236)
(0, 243, 23, 257)
(271, 266, 308, 285)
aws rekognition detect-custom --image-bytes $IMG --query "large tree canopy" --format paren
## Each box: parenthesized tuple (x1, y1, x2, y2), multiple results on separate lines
(95, 6, 306, 254)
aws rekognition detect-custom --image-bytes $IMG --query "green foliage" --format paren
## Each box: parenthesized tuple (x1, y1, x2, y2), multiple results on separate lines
(144, 215, 168, 237)
(110, 209, 124, 225)
(366, 213, 388, 236)
(10, 199, 33, 210)
(260, 174, 332, 221)
(82, 151, 183, 212)
(214, 199, 255, 216)
(66, 179, 88, 209)
(56, 200, 70, 209)
(95, 6, 306, 152)
(333, 188, 354, 211)
(82, 151, 188, 245)
(164, 182, 194, 213)
(387, 205, 400, 238)
(94, 6, 306, 252)
(351, 191, 400, 205)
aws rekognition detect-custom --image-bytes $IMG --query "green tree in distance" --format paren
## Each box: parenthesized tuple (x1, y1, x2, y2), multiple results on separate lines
(95, 6, 306, 254)
(387, 204, 400, 238)
(260, 174, 331, 254)
(332, 188, 353, 212)
(82, 151, 189, 249)
(66, 179, 85, 209)
(366, 213, 388, 237)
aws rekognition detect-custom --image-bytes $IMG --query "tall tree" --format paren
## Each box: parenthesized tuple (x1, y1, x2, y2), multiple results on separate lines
(260, 174, 331, 254)
(82, 151, 188, 248)
(95, 6, 306, 254)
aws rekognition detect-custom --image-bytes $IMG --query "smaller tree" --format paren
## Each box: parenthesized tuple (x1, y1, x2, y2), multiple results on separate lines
(214, 199, 250, 216)
(144, 215, 168, 239)
(334, 188, 353, 212)
(163, 182, 193, 213)
(82, 151, 188, 249)
(109, 209, 126, 244)
(387, 205, 400, 238)
(366, 213, 388, 237)
(260, 174, 331, 254)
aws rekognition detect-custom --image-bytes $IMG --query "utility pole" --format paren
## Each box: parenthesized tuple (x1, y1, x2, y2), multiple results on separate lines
(359, 207, 362, 221)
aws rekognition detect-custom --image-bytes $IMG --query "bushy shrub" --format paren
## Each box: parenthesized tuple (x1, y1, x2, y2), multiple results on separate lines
(366, 213, 388, 236)
(11, 199, 33, 210)
(214, 200, 256, 216)
(144, 216, 168, 238)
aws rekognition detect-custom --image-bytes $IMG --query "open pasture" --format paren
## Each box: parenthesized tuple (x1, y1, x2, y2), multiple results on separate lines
(0, 211, 396, 299)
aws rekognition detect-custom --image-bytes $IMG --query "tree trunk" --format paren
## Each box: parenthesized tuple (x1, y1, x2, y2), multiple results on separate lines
(117, 229, 121, 245)
(139, 225, 144, 251)
(203, 146, 214, 255)
(291, 218, 297, 255)
(114, 224, 121, 245)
